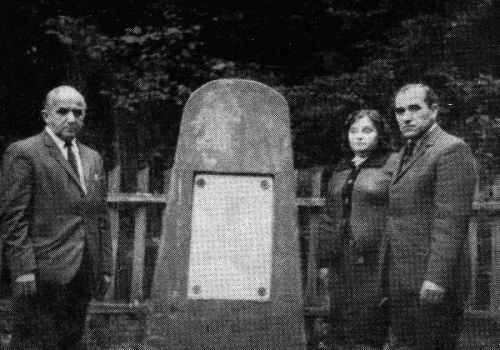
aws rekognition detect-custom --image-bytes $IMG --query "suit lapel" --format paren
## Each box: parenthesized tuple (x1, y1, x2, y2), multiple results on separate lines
(43, 132, 86, 195)
(392, 125, 440, 184)
(393, 148, 405, 182)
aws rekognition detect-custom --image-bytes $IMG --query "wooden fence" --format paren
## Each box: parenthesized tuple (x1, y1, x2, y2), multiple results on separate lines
(96, 165, 500, 346)
(103, 165, 331, 304)
(1, 165, 497, 348)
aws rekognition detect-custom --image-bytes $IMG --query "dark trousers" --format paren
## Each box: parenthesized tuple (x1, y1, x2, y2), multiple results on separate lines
(390, 293, 463, 350)
(10, 261, 92, 350)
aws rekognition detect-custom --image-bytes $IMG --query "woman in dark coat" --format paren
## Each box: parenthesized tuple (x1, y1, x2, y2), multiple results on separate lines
(319, 109, 397, 350)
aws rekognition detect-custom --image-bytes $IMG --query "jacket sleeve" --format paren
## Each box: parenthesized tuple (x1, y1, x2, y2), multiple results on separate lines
(0, 144, 37, 279)
(425, 142, 477, 289)
(317, 174, 342, 264)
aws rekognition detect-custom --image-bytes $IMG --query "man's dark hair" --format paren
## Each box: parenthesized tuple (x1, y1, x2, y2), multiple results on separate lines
(394, 83, 439, 108)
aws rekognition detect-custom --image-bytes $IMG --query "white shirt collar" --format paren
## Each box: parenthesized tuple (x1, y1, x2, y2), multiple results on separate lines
(45, 126, 77, 153)
(352, 155, 368, 167)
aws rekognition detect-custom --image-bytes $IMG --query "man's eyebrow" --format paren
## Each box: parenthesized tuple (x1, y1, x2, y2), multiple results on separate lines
(395, 104, 421, 109)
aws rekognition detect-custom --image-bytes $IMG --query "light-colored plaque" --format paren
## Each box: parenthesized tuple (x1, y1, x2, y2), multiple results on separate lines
(187, 174, 274, 301)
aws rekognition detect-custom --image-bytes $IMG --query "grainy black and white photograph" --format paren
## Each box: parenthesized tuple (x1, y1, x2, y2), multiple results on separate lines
(0, 1, 499, 349)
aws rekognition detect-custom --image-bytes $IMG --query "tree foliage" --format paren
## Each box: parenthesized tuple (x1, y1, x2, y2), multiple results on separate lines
(1, 0, 500, 188)
(44, 12, 234, 112)
(42, 9, 237, 169)
(282, 1, 500, 188)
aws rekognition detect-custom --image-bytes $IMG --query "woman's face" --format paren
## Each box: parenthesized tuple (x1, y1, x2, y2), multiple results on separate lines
(348, 116, 379, 156)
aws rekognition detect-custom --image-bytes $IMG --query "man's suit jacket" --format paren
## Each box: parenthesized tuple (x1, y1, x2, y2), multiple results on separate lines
(0, 131, 112, 294)
(387, 125, 476, 304)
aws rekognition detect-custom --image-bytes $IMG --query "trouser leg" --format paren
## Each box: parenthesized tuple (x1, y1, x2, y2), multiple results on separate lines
(390, 293, 463, 350)
(11, 284, 60, 350)
(56, 254, 92, 350)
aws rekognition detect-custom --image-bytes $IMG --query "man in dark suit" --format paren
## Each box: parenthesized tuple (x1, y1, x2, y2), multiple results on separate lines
(0, 85, 112, 349)
(387, 83, 476, 350)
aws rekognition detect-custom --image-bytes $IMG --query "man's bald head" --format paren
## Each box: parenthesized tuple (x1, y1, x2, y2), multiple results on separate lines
(42, 85, 87, 141)
(43, 85, 87, 112)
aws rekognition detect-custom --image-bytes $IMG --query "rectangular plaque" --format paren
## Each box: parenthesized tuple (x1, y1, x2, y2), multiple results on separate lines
(187, 174, 274, 301)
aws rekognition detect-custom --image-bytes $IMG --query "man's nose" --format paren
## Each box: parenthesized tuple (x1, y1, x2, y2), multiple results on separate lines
(66, 112, 77, 122)
(401, 112, 413, 122)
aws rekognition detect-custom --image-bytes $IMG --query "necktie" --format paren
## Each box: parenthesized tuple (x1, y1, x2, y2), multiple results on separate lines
(65, 141, 79, 177)
(401, 140, 415, 165)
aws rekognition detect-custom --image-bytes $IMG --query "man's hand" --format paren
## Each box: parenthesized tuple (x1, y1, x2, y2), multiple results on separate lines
(13, 273, 37, 298)
(96, 274, 112, 300)
(103, 274, 112, 289)
(103, 274, 112, 284)
(419, 280, 445, 305)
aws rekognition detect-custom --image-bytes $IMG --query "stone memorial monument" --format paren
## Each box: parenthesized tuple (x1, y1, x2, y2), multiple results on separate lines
(145, 79, 306, 350)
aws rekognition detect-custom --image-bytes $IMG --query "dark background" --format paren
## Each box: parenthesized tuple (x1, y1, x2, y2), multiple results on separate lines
(0, 0, 499, 178)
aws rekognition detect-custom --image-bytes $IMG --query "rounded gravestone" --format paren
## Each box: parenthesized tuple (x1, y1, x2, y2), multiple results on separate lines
(145, 79, 306, 350)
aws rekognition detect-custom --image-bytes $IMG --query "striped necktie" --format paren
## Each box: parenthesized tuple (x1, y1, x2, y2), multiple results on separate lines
(65, 141, 79, 177)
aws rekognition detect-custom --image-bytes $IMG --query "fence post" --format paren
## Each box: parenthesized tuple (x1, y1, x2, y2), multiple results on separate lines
(304, 167, 324, 306)
(490, 213, 500, 311)
(130, 166, 150, 302)
(159, 168, 171, 243)
(105, 165, 121, 301)
(467, 215, 478, 310)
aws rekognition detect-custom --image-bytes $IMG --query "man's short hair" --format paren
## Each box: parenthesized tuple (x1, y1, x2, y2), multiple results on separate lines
(394, 83, 439, 108)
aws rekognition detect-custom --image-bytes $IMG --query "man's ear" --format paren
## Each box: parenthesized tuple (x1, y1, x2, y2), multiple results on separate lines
(430, 103, 439, 118)
(41, 109, 48, 122)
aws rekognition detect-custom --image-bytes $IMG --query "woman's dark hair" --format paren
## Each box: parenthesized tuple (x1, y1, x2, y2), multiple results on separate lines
(341, 109, 391, 158)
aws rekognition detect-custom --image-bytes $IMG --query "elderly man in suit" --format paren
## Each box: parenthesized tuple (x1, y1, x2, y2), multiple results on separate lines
(386, 83, 477, 350)
(0, 85, 112, 349)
